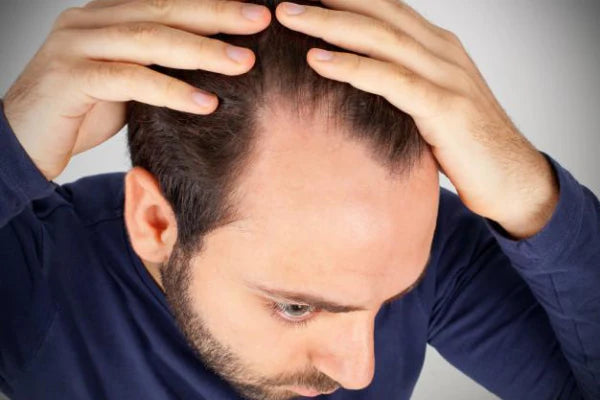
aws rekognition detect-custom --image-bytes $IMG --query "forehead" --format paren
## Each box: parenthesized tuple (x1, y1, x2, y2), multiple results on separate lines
(235, 110, 438, 229)
(219, 110, 439, 301)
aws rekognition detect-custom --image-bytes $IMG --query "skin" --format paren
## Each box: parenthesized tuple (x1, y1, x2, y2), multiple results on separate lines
(3, 0, 272, 181)
(2, 0, 560, 397)
(124, 109, 440, 399)
(274, 1, 559, 239)
(3, 0, 557, 235)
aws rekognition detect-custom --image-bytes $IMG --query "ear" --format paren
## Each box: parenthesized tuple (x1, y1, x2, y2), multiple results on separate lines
(124, 167, 178, 265)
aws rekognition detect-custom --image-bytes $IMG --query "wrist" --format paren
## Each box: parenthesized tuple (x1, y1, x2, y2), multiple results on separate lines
(495, 154, 560, 240)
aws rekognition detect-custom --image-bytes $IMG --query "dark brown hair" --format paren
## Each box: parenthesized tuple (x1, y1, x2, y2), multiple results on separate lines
(126, 0, 427, 256)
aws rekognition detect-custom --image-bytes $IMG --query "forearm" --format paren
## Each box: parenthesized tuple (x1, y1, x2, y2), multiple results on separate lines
(495, 150, 561, 240)
(484, 152, 600, 398)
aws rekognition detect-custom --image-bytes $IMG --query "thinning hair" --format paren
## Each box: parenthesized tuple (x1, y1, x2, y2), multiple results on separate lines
(126, 0, 427, 256)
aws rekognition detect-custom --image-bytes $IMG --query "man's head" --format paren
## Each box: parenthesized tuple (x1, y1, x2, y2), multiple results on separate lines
(124, 1, 440, 398)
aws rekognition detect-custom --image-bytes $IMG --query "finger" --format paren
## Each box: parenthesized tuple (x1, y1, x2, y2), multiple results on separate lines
(54, 23, 255, 75)
(306, 48, 453, 123)
(74, 60, 219, 114)
(53, 0, 271, 35)
(82, 0, 255, 10)
(83, 0, 135, 9)
(300, 0, 465, 69)
(72, 101, 126, 155)
(275, 2, 461, 91)
(320, 0, 443, 40)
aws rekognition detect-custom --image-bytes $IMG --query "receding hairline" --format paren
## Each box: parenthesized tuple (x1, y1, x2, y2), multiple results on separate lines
(212, 96, 430, 236)
(255, 93, 428, 177)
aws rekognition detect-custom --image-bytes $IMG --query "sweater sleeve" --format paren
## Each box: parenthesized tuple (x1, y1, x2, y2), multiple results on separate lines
(0, 98, 60, 391)
(0, 98, 57, 227)
(427, 151, 600, 399)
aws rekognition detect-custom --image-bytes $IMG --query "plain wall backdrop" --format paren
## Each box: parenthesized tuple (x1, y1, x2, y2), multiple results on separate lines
(1, 1, 599, 399)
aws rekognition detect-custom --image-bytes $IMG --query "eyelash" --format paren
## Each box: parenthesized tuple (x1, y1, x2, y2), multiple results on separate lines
(267, 301, 320, 329)
(266, 298, 405, 329)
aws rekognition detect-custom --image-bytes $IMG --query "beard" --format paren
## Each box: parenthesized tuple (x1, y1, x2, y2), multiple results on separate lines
(160, 241, 340, 400)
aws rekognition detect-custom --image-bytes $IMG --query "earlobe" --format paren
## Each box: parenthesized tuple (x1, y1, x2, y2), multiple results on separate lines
(124, 167, 177, 264)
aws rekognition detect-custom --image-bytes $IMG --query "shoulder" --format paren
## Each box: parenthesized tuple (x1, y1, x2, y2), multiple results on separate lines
(435, 186, 488, 246)
(424, 186, 502, 303)
(30, 172, 127, 226)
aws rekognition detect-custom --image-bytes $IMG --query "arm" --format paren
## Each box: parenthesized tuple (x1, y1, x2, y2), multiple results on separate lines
(0, 98, 57, 227)
(428, 152, 600, 399)
(0, 99, 58, 393)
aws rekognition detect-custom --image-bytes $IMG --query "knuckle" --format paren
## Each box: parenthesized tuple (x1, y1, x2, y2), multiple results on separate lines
(380, 20, 401, 38)
(27, 37, 72, 81)
(444, 65, 477, 97)
(162, 77, 183, 98)
(386, 64, 417, 98)
(120, 66, 142, 90)
(194, 35, 211, 55)
(206, 0, 226, 16)
(457, 68, 477, 94)
(349, 54, 364, 72)
(88, 62, 125, 88)
(119, 22, 163, 42)
(143, 0, 174, 16)
(392, 64, 419, 87)
(440, 28, 462, 45)
(313, 4, 329, 21)
(372, 19, 399, 44)
(43, 29, 80, 58)
(121, 67, 144, 93)
(52, 7, 83, 31)
(389, 28, 415, 53)
(402, 68, 421, 88)
(379, 21, 420, 54)
(43, 29, 68, 55)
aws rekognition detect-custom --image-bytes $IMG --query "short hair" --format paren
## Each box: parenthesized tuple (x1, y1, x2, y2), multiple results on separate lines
(126, 0, 427, 256)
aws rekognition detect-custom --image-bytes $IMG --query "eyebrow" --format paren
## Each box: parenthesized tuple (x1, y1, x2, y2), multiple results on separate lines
(247, 251, 433, 314)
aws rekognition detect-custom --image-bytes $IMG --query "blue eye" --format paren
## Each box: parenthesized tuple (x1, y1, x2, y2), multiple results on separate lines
(268, 301, 319, 328)
(278, 302, 314, 318)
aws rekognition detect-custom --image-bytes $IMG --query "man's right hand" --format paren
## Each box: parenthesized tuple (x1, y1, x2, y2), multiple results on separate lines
(2, 0, 271, 181)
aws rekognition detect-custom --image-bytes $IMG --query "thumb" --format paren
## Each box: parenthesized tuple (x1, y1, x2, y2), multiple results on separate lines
(72, 101, 127, 155)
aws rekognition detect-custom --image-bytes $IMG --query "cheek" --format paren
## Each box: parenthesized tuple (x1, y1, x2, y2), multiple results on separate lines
(189, 263, 309, 373)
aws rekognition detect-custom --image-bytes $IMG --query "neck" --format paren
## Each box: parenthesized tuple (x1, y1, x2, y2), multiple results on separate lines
(142, 259, 165, 292)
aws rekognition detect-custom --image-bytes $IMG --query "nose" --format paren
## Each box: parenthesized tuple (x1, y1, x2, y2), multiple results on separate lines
(311, 312, 376, 390)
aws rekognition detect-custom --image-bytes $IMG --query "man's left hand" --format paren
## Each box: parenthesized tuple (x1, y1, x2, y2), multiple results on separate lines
(275, 0, 559, 240)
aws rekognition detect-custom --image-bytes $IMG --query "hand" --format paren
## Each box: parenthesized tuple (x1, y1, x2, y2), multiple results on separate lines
(2, 0, 271, 181)
(275, 0, 560, 239)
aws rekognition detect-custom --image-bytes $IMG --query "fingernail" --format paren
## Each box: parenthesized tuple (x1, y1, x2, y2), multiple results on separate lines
(284, 2, 306, 15)
(192, 91, 215, 108)
(226, 45, 251, 63)
(313, 49, 334, 61)
(241, 4, 265, 21)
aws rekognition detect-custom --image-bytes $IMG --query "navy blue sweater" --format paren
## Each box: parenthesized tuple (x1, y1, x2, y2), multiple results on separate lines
(1, 98, 599, 399)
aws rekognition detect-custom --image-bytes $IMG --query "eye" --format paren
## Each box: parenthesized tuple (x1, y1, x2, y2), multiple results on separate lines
(267, 301, 320, 328)
(277, 302, 314, 319)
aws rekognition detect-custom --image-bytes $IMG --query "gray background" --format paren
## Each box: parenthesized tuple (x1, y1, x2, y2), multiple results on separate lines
(1, 1, 599, 399)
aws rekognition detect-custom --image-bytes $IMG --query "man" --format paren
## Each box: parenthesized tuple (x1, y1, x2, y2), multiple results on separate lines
(1, 0, 598, 399)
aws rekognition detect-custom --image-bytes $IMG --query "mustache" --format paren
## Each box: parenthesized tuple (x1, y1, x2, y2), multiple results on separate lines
(262, 366, 341, 393)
